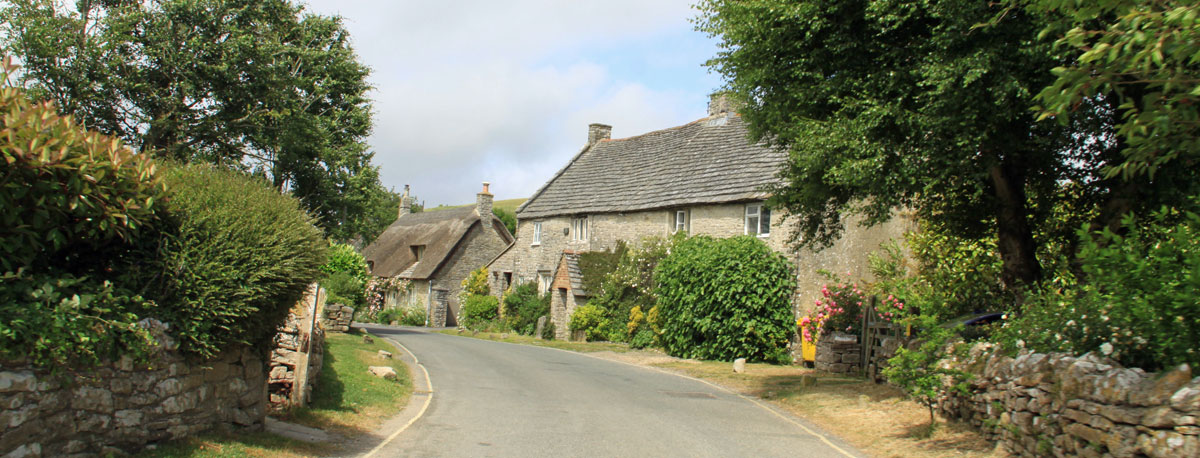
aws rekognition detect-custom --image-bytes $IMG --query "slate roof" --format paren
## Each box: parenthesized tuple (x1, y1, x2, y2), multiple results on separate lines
(362, 207, 514, 279)
(562, 251, 587, 296)
(516, 113, 786, 219)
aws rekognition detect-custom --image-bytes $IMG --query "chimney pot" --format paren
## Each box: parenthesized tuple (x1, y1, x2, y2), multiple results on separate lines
(482, 181, 491, 194)
(588, 123, 612, 145)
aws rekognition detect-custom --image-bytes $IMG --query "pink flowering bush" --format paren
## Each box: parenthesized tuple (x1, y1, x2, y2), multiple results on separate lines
(799, 277, 866, 342)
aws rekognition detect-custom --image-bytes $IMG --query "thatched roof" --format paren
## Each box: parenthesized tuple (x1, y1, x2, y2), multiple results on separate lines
(516, 113, 786, 219)
(363, 207, 513, 279)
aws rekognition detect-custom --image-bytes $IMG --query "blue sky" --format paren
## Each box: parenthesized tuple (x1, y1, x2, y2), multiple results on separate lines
(300, 1, 724, 206)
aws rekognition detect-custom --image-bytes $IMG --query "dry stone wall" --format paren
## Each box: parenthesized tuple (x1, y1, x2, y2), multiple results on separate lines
(0, 348, 266, 457)
(814, 332, 862, 374)
(267, 284, 326, 410)
(323, 303, 354, 332)
(940, 343, 1199, 457)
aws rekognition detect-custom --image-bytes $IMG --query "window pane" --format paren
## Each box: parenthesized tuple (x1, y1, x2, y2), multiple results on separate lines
(747, 215, 759, 234)
(760, 207, 771, 235)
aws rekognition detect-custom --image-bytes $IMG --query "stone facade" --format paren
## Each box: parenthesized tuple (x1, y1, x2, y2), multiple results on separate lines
(0, 348, 267, 457)
(432, 221, 512, 324)
(939, 343, 1200, 457)
(547, 253, 589, 340)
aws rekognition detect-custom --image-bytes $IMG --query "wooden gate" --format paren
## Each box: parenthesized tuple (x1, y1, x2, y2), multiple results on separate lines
(860, 296, 908, 383)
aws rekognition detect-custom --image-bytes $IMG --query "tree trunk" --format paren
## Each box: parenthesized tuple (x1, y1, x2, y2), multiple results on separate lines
(988, 163, 1042, 295)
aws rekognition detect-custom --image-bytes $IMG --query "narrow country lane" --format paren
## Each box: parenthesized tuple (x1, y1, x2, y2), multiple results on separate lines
(358, 325, 864, 458)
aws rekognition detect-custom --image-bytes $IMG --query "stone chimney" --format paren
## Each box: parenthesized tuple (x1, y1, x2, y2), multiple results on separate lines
(476, 182, 494, 230)
(708, 92, 737, 117)
(587, 123, 612, 145)
(399, 185, 412, 217)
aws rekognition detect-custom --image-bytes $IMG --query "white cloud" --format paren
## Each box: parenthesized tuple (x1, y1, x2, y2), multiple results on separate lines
(301, 0, 720, 205)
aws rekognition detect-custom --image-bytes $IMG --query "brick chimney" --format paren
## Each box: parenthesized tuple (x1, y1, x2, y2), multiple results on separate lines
(588, 123, 611, 145)
(399, 185, 412, 217)
(476, 182, 494, 230)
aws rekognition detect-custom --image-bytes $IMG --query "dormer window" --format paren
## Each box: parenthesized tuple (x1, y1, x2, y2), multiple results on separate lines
(410, 245, 426, 260)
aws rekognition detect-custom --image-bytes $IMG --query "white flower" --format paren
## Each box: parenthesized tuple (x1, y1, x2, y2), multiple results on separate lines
(1016, 339, 1025, 349)
(1100, 342, 1114, 356)
(1065, 320, 1076, 327)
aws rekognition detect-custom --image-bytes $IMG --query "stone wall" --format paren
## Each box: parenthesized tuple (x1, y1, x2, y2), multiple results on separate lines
(322, 303, 354, 332)
(940, 343, 1200, 457)
(267, 284, 325, 411)
(814, 331, 862, 374)
(430, 288, 449, 328)
(0, 347, 266, 457)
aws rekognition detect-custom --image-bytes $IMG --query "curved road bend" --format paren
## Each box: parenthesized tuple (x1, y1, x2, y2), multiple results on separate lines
(361, 325, 864, 458)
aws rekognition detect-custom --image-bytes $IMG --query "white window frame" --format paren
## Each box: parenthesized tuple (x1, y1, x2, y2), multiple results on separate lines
(571, 216, 588, 242)
(537, 271, 552, 295)
(745, 203, 771, 237)
(532, 221, 542, 245)
(673, 209, 689, 233)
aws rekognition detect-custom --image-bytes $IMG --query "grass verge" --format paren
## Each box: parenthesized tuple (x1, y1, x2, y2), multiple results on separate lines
(448, 330, 1002, 458)
(137, 329, 412, 457)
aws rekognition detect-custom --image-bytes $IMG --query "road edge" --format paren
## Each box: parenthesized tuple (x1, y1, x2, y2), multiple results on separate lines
(358, 332, 434, 458)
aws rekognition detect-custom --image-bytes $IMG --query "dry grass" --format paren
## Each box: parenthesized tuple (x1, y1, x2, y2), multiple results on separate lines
(426, 198, 526, 213)
(649, 360, 1005, 458)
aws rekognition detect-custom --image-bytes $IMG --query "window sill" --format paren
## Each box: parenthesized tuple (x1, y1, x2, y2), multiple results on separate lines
(530, 242, 541, 247)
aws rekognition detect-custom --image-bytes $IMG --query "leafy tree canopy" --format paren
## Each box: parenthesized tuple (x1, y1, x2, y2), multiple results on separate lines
(1, 0, 390, 242)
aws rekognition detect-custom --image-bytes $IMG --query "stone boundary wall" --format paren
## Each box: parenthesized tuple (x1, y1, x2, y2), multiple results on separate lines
(268, 284, 325, 410)
(814, 331, 862, 374)
(939, 343, 1199, 457)
(322, 303, 354, 332)
(0, 347, 266, 457)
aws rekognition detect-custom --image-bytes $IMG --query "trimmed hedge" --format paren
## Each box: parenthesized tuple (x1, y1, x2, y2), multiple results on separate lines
(144, 164, 328, 357)
(655, 235, 795, 362)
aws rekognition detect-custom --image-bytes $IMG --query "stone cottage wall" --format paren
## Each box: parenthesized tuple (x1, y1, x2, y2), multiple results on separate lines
(432, 222, 512, 326)
(0, 347, 266, 457)
(939, 343, 1200, 457)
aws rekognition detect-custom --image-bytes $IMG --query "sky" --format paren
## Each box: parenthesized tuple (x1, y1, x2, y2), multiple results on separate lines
(299, 1, 725, 207)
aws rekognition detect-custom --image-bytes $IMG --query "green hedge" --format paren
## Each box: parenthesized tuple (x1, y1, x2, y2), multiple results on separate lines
(503, 281, 549, 335)
(655, 235, 795, 362)
(143, 164, 328, 357)
(461, 294, 499, 330)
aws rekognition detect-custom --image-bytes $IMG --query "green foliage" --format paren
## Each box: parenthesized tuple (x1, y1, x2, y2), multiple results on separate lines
(322, 244, 368, 283)
(0, 0, 391, 242)
(461, 267, 490, 297)
(541, 321, 556, 340)
(0, 60, 166, 272)
(400, 307, 427, 326)
(577, 236, 679, 342)
(882, 313, 972, 427)
(868, 226, 1007, 321)
(1026, 0, 1200, 180)
(145, 163, 328, 357)
(568, 304, 608, 342)
(322, 272, 364, 309)
(999, 207, 1200, 371)
(655, 235, 796, 362)
(492, 207, 517, 237)
(375, 307, 404, 325)
(364, 276, 410, 318)
(502, 282, 550, 336)
(627, 306, 647, 339)
(460, 295, 499, 330)
(630, 329, 656, 350)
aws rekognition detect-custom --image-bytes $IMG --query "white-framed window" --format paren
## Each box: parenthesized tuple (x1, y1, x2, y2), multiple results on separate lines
(745, 203, 771, 236)
(672, 209, 689, 233)
(537, 271, 552, 295)
(571, 216, 588, 242)
(532, 221, 542, 245)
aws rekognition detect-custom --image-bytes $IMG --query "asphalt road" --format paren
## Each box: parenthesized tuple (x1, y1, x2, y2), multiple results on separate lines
(361, 325, 863, 458)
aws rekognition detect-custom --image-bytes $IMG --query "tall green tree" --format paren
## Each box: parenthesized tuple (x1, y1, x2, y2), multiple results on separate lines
(1, 0, 388, 241)
(696, 0, 1139, 295)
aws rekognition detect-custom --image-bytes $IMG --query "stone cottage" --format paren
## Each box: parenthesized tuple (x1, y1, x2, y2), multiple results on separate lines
(363, 183, 514, 326)
(487, 95, 912, 339)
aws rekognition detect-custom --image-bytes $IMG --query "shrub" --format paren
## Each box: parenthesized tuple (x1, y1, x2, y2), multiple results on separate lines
(502, 281, 549, 335)
(376, 307, 404, 325)
(630, 329, 655, 350)
(142, 163, 328, 358)
(322, 243, 368, 284)
(999, 208, 1200, 371)
(365, 276, 411, 318)
(0, 61, 165, 273)
(655, 235, 795, 362)
(578, 235, 679, 342)
(883, 313, 971, 429)
(323, 271, 365, 309)
(569, 304, 608, 341)
(400, 307, 427, 326)
(799, 277, 867, 342)
(541, 321, 556, 340)
(0, 67, 165, 368)
(461, 266, 490, 297)
(460, 294, 499, 330)
(627, 306, 646, 338)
